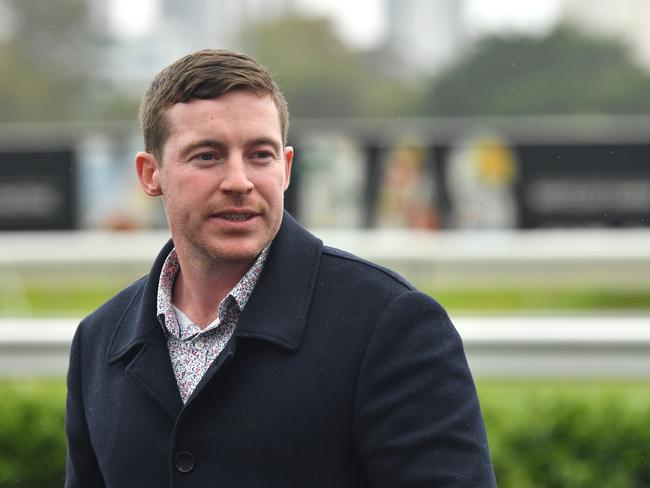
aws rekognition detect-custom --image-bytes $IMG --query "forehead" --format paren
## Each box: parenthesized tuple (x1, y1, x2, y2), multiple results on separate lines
(164, 91, 282, 140)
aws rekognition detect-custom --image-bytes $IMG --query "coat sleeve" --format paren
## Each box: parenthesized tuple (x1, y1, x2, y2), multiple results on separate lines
(353, 291, 497, 487)
(65, 324, 107, 488)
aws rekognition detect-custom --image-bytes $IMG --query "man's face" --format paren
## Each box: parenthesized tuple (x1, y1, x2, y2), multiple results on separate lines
(140, 90, 293, 267)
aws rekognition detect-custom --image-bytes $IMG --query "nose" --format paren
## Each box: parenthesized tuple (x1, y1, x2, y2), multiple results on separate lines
(220, 156, 254, 194)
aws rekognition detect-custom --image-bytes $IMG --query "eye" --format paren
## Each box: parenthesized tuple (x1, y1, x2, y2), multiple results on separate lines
(251, 151, 274, 161)
(190, 152, 221, 165)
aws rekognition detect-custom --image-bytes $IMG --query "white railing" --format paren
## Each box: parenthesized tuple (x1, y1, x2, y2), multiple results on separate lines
(2, 229, 650, 290)
(1, 316, 648, 378)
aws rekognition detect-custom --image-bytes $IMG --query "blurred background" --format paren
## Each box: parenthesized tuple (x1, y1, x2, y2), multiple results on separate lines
(0, 1, 649, 487)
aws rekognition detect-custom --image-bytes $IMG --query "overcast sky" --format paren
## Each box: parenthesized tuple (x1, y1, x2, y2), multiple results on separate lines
(112, 0, 564, 46)
(302, 0, 563, 47)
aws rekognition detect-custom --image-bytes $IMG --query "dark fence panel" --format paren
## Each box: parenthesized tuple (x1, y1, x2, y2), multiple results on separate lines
(0, 149, 76, 230)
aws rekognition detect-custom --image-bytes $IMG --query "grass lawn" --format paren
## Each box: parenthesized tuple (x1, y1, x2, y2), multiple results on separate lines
(429, 287, 650, 314)
(3, 282, 650, 317)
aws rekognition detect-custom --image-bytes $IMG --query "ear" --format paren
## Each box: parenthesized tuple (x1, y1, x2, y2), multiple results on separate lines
(283, 146, 294, 191)
(135, 151, 162, 196)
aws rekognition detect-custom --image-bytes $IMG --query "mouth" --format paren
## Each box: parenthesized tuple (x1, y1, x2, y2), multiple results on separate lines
(220, 213, 255, 221)
(212, 210, 260, 223)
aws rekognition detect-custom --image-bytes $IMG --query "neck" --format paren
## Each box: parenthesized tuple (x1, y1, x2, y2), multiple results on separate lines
(172, 250, 252, 329)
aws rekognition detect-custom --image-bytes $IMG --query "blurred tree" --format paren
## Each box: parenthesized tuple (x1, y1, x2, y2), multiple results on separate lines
(241, 16, 421, 118)
(96, 92, 142, 120)
(425, 24, 650, 116)
(0, 0, 92, 122)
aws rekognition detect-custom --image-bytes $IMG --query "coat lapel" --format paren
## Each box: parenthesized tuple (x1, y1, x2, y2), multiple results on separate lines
(106, 239, 183, 421)
(124, 328, 183, 420)
(235, 211, 323, 350)
(190, 212, 323, 400)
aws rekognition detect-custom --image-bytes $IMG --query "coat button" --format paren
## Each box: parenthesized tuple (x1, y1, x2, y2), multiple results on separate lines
(174, 451, 194, 473)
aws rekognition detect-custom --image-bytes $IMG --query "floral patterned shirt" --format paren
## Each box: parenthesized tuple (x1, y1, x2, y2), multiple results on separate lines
(156, 246, 269, 403)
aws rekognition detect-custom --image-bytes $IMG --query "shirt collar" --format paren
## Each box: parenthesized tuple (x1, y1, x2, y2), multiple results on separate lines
(156, 245, 270, 337)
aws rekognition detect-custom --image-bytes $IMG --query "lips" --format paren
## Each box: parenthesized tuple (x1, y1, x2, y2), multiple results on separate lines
(220, 213, 253, 221)
(212, 209, 260, 222)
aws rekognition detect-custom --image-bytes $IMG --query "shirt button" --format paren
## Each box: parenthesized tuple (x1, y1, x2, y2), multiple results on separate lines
(194, 339, 205, 350)
(174, 451, 194, 473)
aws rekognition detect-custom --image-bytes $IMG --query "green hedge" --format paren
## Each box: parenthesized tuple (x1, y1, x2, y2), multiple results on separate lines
(479, 382, 650, 488)
(1, 380, 649, 487)
(0, 381, 66, 488)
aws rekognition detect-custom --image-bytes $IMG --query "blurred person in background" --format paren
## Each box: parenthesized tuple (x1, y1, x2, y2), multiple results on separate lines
(64, 49, 495, 487)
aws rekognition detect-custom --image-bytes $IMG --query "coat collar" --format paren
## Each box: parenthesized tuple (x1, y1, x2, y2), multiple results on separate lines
(106, 237, 180, 419)
(235, 211, 323, 350)
(106, 238, 174, 364)
(107, 211, 323, 362)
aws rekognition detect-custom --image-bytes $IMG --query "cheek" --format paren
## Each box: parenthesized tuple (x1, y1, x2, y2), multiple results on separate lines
(265, 175, 289, 202)
(250, 168, 286, 192)
(163, 169, 207, 196)
(161, 176, 203, 213)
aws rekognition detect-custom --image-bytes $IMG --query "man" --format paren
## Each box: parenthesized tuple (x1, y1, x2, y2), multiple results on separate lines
(65, 49, 496, 487)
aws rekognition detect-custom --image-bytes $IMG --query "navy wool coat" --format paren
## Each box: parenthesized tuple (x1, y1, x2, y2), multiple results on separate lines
(65, 212, 496, 487)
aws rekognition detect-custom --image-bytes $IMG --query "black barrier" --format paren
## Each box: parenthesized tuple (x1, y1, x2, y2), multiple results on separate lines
(0, 149, 76, 230)
(516, 144, 650, 228)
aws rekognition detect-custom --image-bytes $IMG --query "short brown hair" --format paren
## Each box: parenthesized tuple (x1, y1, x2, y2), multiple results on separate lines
(139, 49, 289, 160)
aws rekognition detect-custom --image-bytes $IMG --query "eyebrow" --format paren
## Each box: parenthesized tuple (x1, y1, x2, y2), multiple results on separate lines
(178, 137, 283, 159)
(179, 139, 225, 159)
(249, 138, 282, 154)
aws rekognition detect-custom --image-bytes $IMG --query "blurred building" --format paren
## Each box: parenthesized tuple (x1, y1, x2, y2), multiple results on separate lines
(90, 0, 294, 88)
(385, 0, 467, 76)
(90, 0, 475, 85)
(562, 0, 650, 72)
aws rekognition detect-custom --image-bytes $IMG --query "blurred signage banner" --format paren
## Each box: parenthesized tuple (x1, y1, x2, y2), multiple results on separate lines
(517, 144, 650, 228)
(433, 142, 650, 229)
(438, 133, 518, 230)
(0, 149, 76, 230)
